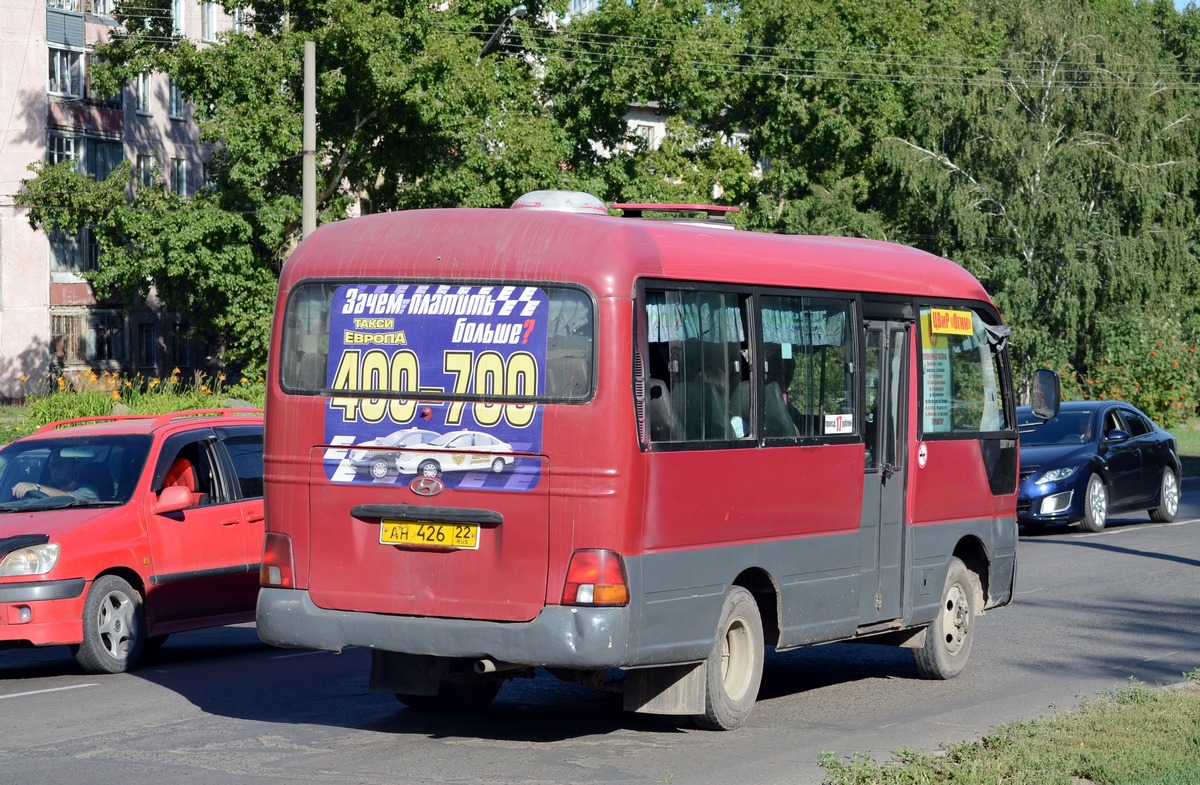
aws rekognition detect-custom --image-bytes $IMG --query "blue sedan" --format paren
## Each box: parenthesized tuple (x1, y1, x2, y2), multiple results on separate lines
(1017, 401, 1181, 532)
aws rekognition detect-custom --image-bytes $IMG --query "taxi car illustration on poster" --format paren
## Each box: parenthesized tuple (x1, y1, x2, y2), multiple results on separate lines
(348, 428, 439, 479)
(394, 430, 514, 477)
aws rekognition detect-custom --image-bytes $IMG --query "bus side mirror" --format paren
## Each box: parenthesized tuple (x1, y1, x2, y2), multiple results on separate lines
(1030, 369, 1061, 421)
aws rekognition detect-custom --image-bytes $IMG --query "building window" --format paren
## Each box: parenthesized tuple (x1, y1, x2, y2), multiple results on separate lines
(139, 324, 157, 369)
(173, 323, 192, 368)
(168, 79, 185, 119)
(172, 158, 188, 196)
(51, 312, 87, 369)
(50, 229, 97, 275)
(49, 47, 84, 97)
(137, 154, 156, 188)
(48, 133, 81, 168)
(89, 310, 127, 363)
(88, 0, 116, 17)
(87, 139, 124, 181)
(201, 2, 215, 41)
(232, 8, 250, 33)
(173, 0, 185, 35)
(633, 123, 656, 148)
(135, 72, 151, 114)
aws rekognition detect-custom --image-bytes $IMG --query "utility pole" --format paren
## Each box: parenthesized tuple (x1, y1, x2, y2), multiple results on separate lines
(302, 40, 316, 239)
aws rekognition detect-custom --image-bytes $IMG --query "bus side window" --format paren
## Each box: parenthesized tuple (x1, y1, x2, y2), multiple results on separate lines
(645, 289, 748, 444)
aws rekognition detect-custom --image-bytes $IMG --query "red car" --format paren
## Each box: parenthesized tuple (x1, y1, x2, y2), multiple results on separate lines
(0, 408, 264, 673)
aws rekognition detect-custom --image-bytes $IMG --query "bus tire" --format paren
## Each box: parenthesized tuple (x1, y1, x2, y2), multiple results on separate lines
(694, 586, 763, 731)
(395, 679, 501, 712)
(913, 557, 978, 680)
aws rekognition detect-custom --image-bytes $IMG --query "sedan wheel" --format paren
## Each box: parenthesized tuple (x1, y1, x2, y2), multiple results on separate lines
(1079, 473, 1108, 533)
(1149, 469, 1179, 523)
(369, 458, 390, 479)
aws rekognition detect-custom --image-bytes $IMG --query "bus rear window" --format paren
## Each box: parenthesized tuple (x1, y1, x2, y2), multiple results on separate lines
(279, 282, 594, 402)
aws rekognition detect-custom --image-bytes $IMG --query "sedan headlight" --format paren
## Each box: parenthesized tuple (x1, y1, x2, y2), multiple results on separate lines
(1034, 466, 1078, 484)
(0, 543, 61, 577)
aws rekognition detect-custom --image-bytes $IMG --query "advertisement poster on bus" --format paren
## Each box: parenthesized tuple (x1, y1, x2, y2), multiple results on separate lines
(319, 284, 547, 492)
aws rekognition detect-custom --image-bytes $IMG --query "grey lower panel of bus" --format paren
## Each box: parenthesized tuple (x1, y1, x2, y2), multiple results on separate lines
(256, 588, 634, 669)
(256, 516, 1016, 672)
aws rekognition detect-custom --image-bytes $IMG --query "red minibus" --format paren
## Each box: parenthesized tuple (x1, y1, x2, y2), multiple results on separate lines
(257, 191, 1057, 729)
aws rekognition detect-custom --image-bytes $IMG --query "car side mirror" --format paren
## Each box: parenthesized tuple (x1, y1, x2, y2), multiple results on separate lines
(1105, 429, 1130, 443)
(1030, 369, 1061, 421)
(154, 484, 193, 515)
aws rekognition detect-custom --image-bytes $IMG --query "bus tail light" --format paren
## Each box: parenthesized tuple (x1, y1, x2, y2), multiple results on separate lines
(261, 532, 295, 588)
(562, 549, 629, 606)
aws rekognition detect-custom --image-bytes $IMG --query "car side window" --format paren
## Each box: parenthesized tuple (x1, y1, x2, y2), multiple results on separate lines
(222, 432, 264, 499)
(158, 441, 218, 507)
(1121, 409, 1151, 437)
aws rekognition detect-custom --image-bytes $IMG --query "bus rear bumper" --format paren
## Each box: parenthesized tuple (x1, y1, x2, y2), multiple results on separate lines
(256, 587, 632, 669)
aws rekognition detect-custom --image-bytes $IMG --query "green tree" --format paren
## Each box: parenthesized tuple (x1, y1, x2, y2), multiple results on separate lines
(20, 0, 590, 372)
(877, 0, 1200, 423)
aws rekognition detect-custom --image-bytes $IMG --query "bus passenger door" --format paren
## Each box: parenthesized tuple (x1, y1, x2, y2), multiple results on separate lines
(859, 321, 908, 623)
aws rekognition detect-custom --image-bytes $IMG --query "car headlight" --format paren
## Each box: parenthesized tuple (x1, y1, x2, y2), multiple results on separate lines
(0, 543, 61, 577)
(1034, 466, 1078, 484)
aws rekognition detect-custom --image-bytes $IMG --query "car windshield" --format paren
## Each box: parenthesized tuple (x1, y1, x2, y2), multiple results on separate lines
(0, 434, 152, 509)
(1019, 410, 1095, 447)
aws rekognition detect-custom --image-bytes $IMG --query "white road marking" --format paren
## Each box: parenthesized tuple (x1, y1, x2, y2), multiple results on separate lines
(0, 683, 98, 700)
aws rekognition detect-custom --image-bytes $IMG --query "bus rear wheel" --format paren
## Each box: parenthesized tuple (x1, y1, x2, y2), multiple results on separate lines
(694, 586, 763, 730)
(394, 679, 501, 712)
(913, 557, 979, 680)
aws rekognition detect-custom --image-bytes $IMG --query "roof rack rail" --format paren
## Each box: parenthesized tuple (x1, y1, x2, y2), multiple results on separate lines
(32, 407, 262, 434)
(609, 203, 738, 227)
(149, 408, 263, 428)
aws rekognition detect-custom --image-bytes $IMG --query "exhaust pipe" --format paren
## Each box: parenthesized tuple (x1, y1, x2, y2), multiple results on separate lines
(473, 658, 522, 674)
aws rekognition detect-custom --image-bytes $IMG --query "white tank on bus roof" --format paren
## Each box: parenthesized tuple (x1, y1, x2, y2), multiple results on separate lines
(510, 190, 610, 215)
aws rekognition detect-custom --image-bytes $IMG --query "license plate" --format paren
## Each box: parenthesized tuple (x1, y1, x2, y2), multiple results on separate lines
(380, 519, 479, 550)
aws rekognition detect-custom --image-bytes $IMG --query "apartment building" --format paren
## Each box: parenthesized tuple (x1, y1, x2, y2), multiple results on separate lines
(0, 0, 237, 399)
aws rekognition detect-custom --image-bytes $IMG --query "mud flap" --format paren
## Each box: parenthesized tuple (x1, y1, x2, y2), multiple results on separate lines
(623, 662, 706, 715)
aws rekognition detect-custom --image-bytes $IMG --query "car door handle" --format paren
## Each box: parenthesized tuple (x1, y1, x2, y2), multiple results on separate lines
(221, 517, 241, 526)
(245, 513, 264, 524)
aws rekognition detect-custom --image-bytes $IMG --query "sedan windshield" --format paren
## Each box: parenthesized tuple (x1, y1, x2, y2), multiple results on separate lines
(0, 434, 152, 508)
(1019, 411, 1095, 447)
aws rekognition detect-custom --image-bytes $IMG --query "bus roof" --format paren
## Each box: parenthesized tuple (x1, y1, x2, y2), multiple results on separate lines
(280, 207, 991, 305)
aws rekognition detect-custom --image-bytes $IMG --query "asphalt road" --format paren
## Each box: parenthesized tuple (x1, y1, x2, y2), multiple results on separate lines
(2, 484, 1198, 785)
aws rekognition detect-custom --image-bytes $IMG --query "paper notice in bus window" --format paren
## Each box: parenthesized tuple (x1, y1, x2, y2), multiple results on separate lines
(929, 308, 974, 336)
(824, 414, 853, 435)
(920, 310, 953, 433)
(319, 283, 549, 493)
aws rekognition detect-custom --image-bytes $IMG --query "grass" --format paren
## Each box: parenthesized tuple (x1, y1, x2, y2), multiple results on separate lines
(1172, 422, 1200, 479)
(821, 673, 1200, 785)
(0, 369, 264, 444)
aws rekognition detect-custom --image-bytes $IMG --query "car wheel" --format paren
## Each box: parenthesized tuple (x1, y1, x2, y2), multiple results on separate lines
(1149, 468, 1179, 523)
(395, 679, 502, 711)
(72, 575, 145, 674)
(1079, 473, 1108, 532)
(913, 557, 979, 680)
(417, 460, 440, 478)
(369, 458, 390, 479)
(693, 586, 764, 731)
(490, 457, 506, 473)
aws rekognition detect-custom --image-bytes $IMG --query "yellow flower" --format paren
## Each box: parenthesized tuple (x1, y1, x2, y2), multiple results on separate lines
(20, 374, 28, 383)
(111, 390, 120, 401)
(149, 378, 159, 388)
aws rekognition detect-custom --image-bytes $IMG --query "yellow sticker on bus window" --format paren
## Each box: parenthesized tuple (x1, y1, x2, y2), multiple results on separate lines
(929, 308, 973, 336)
